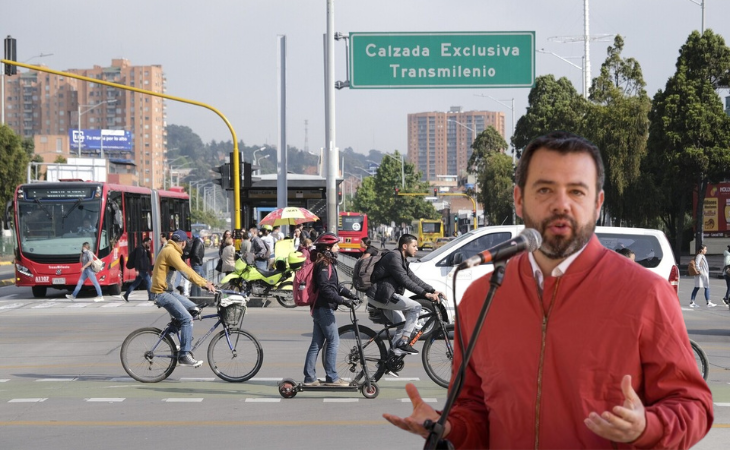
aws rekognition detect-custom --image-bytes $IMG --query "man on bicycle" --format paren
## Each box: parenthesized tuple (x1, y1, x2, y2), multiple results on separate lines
(151, 230, 216, 368)
(368, 234, 443, 355)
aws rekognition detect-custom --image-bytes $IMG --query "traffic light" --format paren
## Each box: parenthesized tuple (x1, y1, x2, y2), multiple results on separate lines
(211, 163, 232, 190)
(394, 186, 400, 198)
(4, 36, 17, 76)
(454, 215, 458, 223)
(433, 188, 438, 197)
(338, 188, 343, 203)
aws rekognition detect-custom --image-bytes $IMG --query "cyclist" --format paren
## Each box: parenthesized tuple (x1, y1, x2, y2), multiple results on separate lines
(151, 230, 217, 368)
(367, 233, 443, 355)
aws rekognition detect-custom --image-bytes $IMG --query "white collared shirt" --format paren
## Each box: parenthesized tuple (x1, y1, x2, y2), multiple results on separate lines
(528, 244, 588, 293)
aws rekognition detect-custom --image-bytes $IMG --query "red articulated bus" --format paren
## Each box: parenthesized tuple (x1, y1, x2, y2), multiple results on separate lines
(4, 181, 190, 298)
(338, 212, 368, 257)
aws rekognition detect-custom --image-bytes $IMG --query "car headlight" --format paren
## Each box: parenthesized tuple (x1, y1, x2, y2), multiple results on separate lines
(15, 264, 32, 277)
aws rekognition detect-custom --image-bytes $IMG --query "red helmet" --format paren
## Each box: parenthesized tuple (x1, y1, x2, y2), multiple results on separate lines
(314, 232, 340, 247)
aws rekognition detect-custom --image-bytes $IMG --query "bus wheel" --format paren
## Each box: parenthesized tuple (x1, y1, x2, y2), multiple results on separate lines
(108, 278, 122, 296)
(32, 286, 47, 298)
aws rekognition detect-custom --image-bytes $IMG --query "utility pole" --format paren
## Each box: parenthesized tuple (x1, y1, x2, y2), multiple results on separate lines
(325, 0, 338, 233)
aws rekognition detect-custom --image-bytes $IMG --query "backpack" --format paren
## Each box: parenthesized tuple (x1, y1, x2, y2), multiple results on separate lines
(352, 250, 389, 292)
(125, 247, 136, 270)
(688, 258, 700, 276)
(293, 258, 330, 308)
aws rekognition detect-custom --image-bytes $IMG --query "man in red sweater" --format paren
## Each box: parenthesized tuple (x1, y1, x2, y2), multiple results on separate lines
(383, 131, 713, 449)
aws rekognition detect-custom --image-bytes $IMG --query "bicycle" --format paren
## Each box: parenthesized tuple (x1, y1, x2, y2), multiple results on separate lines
(120, 289, 264, 383)
(325, 296, 454, 388)
(690, 338, 709, 381)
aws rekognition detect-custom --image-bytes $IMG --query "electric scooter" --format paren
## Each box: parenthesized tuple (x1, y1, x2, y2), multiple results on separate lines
(278, 299, 380, 399)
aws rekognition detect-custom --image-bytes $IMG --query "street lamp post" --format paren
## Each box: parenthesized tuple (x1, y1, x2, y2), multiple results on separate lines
(537, 48, 585, 97)
(687, 0, 705, 33)
(77, 99, 117, 157)
(165, 155, 188, 188)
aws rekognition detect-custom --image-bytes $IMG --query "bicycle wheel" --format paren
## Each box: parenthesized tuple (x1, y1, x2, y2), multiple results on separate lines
(690, 339, 709, 381)
(207, 328, 264, 382)
(422, 323, 454, 388)
(337, 282, 364, 312)
(120, 327, 177, 383)
(324, 324, 387, 382)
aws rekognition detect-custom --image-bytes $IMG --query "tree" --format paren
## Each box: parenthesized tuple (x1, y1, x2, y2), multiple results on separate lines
(584, 35, 652, 226)
(0, 125, 30, 214)
(351, 150, 439, 226)
(647, 30, 730, 255)
(512, 75, 588, 153)
(468, 126, 508, 173)
(477, 152, 514, 226)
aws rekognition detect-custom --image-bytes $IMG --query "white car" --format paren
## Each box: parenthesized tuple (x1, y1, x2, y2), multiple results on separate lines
(408, 225, 680, 323)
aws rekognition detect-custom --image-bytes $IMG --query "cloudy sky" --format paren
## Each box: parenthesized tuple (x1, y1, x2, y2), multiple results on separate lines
(3, 0, 729, 155)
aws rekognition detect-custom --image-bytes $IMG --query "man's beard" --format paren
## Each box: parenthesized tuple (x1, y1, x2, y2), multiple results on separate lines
(522, 211, 596, 260)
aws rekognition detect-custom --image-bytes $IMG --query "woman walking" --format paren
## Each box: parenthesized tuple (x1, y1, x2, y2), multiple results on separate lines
(66, 242, 103, 301)
(220, 237, 236, 276)
(690, 245, 716, 308)
(302, 232, 359, 387)
(723, 245, 730, 306)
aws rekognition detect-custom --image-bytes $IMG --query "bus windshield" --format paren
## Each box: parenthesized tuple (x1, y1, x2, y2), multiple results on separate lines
(339, 215, 364, 232)
(17, 197, 102, 256)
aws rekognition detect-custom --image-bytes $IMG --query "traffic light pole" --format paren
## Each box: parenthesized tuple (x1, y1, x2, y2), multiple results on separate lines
(0, 59, 244, 247)
(395, 191, 478, 230)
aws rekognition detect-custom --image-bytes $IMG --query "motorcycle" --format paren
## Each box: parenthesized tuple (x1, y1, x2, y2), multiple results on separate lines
(220, 256, 298, 308)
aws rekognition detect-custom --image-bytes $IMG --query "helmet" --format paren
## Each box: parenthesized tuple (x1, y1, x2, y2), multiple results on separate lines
(314, 232, 339, 247)
(262, 224, 273, 232)
(288, 251, 306, 270)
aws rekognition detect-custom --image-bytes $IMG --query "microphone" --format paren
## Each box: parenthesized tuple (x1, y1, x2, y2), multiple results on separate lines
(457, 228, 542, 269)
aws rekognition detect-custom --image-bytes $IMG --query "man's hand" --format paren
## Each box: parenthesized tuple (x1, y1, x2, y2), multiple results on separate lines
(383, 383, 449, 439)
(205, 282, 217, 293)
(426, 291, 443, 303)
(584, 375, 646, 443)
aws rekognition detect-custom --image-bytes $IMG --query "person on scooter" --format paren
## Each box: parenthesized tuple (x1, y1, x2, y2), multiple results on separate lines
(151, 230, 217, 368)
(303, 232, 359, 387)
(367, 234, 443, 355)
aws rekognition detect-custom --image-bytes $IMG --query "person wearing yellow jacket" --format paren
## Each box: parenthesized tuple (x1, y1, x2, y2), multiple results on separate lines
(151, 230, 216, 368)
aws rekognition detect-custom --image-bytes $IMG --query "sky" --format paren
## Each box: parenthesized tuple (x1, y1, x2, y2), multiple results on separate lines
(3, 0, 729, 156)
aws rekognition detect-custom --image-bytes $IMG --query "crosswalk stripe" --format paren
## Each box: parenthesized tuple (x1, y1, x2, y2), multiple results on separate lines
(102, 303, 122, 308)
(32, 302, 58, 309)
(162, 398, 203, 402)
(0, 302, 26, 310)
(67, 304, 87, 308)
(715, 402, 730, 407)
(8, 398, 47, 403)
(85, 398, 125, 402)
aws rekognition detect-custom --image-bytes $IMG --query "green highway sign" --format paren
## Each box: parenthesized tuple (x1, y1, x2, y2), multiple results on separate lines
(349, 32, 535, 89)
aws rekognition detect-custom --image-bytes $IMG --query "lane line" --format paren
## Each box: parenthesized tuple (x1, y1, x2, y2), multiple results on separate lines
(67, 304, 87, 308)
(323, 398, 359, 403)
(180, 378, 216, 382)
(102, 303, 122, 308)
(162, 398, 203, 403)
(382, 377, 420, 381)
(36, 378, 78, 382)
(8, 398, 47, 403)
(85, 398, 125, 402)
(715, 402, 730, 407)
(245, 398, 281, 403)
(31, 302, 58, 309)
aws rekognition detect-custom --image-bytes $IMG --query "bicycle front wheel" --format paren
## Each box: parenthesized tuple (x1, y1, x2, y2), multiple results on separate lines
(422, 323, 454, 388)
(690, 339, 709, 381)
(120, 327, 177, 383)
(325, 324, 387, 382)
(207, 329, 264, 382)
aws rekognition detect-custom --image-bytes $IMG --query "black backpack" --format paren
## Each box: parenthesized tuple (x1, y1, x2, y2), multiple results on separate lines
(352, 250, 389, 292)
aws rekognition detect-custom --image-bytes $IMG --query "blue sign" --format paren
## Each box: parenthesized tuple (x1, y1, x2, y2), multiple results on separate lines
(69, 129, 133, 152)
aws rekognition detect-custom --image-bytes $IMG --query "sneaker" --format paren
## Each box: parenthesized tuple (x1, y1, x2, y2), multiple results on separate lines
(93, 296, 104, 302)
(303, 380, 320, 387)
(689, 302, 699, 308)
(396, 341, 419, 355)
(723, 298, 730, 306)
(65, 294, 75, 300)
(707, 301, 717, 307)
(325, 379, 350, 387)
(122, 293, 129, 302)
(385, 370, 400, 377)
(177, 354, 203, 368)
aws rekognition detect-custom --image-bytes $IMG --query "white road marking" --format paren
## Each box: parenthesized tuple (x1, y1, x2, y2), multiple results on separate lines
(162, 398, 204, 402)
(245, 398, 281, 403)
(67, 304, 87, 308)
(715, 402, 730, 407)
(108, 377, 134, 382)
(250, 377, 284, 382)
(136, 302, 154, 307)
(0, 302, 26, 310)
(102, 303, 122, 308)
(0, 379, 9, 382)
(323, 398, 359, 402)
(180, 378, 215, 382)
(36, 378, 78, 382)
(0, 294, 18, 299)
(32, 302, 58, 309)
(85, 398, 125, 402)
(382, 377, 420, 381)
(9, 398, 47, 403)
(401, 398, 438, 403)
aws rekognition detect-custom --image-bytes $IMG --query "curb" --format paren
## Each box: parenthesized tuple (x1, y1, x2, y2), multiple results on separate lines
(0, 278, 14, 286)
(0, 261, 12, 266)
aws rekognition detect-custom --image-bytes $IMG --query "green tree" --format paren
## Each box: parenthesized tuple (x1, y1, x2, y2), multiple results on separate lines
(512, 75, 588, 153)
(647, 30, 730, 255)
(351, 150, 439, 226)
(0, 125, 30, 214)
(584, 35, 651, 226)
(477, 152, 514, 226)
(468, 126, 508, 173)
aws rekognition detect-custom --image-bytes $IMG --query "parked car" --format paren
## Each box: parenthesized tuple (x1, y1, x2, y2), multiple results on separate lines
(406, 225, 680, 323)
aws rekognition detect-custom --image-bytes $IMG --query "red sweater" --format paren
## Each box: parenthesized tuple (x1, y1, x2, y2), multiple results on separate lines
(447, 236, 713, 449)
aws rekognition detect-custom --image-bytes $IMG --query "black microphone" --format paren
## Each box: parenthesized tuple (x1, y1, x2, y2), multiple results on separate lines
(457, 228, 542, 269)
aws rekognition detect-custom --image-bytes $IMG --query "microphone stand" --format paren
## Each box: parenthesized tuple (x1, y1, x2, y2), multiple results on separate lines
(423, 262, 506, 450)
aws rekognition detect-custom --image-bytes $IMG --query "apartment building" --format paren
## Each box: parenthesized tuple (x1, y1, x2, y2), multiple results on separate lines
(2, 58, 167, 188)
(407, 106, 505, 181)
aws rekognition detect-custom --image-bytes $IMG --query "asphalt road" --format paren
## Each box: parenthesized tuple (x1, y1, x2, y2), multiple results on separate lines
(0, 248, 729, 449)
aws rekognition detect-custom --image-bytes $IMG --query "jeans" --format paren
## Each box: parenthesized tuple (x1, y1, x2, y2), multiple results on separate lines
(691, 287, 710, 303)
(303, 307, 340, 383)
(724, 273, 730, 300)
(153, 290, 198, 355)
(72, 267, 103, 298)
(125, 271, 152, 300)
(373, 293, 422, 346)
(190, 265, 205, 297)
